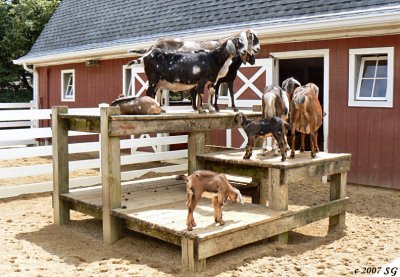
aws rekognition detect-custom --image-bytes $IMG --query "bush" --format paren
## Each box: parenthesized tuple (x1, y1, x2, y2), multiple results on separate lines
(0, 90, 33, 103)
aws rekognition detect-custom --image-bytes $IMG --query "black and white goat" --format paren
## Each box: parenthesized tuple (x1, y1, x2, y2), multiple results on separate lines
(210, 53, 256, 112)
(234, 112, 289, 161)
(128, 30, 260, 112)
(128, 39, 247, 113)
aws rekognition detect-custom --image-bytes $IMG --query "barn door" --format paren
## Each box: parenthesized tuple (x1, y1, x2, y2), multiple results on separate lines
(227, 58, 276, 148)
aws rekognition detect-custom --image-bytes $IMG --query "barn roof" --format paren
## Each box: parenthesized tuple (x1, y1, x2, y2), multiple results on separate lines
(14, 0, 400, 65)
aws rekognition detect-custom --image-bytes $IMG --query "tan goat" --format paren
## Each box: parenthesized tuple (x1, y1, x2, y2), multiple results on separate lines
(288, 83, 322, 158)
(177, 170, 243, 231)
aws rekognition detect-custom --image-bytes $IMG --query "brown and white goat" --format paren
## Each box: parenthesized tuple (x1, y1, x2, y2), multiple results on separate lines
(261, 78, 301, 156)
(288, 83, 322, 158)
(177, 171, 243, 231)
(234, 112, 289, 161)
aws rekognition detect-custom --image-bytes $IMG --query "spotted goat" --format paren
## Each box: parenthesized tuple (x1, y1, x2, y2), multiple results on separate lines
(127, 38, 247, 113)
(128, 30, 260, 112)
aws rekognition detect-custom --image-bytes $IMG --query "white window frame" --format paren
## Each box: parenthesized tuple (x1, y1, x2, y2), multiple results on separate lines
(348, 47, 394, 108)
(61, 69, 75, 102)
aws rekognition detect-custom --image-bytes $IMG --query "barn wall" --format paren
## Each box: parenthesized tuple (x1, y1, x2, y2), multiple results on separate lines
(263, 34, 400, 189)
(37, 58, 132, 108)
(37, 34, 400, 189)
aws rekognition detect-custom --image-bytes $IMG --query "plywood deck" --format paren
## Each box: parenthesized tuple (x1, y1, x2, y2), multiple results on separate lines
(61, 176, 291, 245)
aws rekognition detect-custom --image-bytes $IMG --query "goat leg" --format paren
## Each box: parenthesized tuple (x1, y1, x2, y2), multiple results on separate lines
(300, 133, 306, 152)
(314, 131, 320, 153)
(229, 82, 238, 112)
(190, 88, 197, 111)
(290, 128, 296, 158)
(310, 132, 316, 158)
(212, 196, 219, 223)
(213, 81, 221, 112)
(216, 194, 225, 226)
(207, 85, 216, 113)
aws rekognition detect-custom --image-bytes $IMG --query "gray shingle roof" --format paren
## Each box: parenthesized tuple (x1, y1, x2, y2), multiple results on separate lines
(18, 0, 400, 61)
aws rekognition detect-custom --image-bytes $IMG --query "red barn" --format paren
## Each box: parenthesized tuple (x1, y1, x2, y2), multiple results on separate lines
(14, 0, 400, 189)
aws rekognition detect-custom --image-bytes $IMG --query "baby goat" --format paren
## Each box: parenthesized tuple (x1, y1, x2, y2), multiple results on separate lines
(234, 112, 289, 161)
(177, 170, 243, 231)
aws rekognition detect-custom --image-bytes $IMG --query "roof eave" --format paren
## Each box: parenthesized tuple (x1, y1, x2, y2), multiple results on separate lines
(13, 11, 400, 66)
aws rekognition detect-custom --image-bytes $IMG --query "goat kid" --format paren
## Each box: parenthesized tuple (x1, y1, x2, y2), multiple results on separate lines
(289, 83, 322, 158)
(128, 39, 246, 113)
(234, 112, 289, 161)
(177, 171, 243, 231)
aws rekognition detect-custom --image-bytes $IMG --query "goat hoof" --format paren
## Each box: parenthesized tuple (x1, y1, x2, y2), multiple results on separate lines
(219, 220, 225, 226)
(187, 225, 193, 231)
(311, 152, 316, 158)
(300, 148, 305, 152)
(290, 152, 295, 159)
(233, 107, 239, 112)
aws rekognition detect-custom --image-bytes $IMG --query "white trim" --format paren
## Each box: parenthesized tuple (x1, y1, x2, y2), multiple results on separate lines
(348, 47, 394, 108)
(270, 49, 330, 152)
(61, 69, 75, 102)
(13, 9, 400, 66)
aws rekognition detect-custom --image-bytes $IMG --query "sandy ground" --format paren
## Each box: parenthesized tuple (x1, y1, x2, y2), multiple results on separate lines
(1, 177, 399, 277)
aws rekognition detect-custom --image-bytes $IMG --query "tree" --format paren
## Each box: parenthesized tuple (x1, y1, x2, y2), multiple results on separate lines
(0, 0, 60, 102)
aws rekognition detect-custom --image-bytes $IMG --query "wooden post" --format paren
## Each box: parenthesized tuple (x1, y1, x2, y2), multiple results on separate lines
(181, 238, 206, 272)
(100, 106, 122, 244)
(329, 172, 347, 228)
(268, 168, 289, 243)
(52, 106, 70, 225)
(188, 131, 206, 174)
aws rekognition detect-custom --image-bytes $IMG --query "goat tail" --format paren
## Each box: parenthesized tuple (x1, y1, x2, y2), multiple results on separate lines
(128, 49, 148, 55)
(294, 94, 306, 105)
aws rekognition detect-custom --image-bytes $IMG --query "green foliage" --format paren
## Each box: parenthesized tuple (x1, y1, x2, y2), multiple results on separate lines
(0, 0, 60, 101)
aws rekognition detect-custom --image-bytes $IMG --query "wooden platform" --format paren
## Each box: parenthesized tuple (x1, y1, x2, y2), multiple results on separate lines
(52, 107, 351, 272)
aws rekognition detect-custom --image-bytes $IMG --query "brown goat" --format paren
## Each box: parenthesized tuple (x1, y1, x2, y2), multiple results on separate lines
(177, 170, 243, 231)
(288, 83, 322, 158)
(110, 95, 165, 115)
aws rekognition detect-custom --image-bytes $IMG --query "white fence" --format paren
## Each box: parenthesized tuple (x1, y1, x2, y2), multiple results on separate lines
(0, 104, 188, 199)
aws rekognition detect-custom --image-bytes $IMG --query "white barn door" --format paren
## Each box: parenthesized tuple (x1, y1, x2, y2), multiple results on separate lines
(226, 58, 275, 148)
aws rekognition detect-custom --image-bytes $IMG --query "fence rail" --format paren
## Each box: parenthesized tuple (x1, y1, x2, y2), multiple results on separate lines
(0, 104, 188, 199)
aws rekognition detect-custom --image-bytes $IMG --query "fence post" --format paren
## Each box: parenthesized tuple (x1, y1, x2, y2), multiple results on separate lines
(52, 106, 70, 225)
(100, 106, 122, 244)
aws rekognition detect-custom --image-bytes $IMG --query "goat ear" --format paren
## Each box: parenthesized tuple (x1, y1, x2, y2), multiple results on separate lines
(226, 40, 236, 56)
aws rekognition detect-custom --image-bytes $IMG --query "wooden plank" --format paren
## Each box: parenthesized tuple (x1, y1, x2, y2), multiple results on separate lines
(65, 116, 100, 133)
(52, 106, 70, 225)
(109, 111, 261, 136)
(197, 149, 352, 170)
(101, 106, 123, 244)
(197, 198, 348, 259)
(181, 238, 206, 272)
(268, 168, 289, 243)
(188, 131, 206, 174)
(329, 172, 347, 228)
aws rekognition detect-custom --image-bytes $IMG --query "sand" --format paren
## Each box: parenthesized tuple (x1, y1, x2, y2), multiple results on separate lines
(1, 177, 399, 277)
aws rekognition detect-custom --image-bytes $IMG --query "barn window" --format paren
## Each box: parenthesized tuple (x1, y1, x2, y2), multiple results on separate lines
(348, 47, 394, 108)
(61, 69, 75, 102)
(123, 66, 133, 96)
